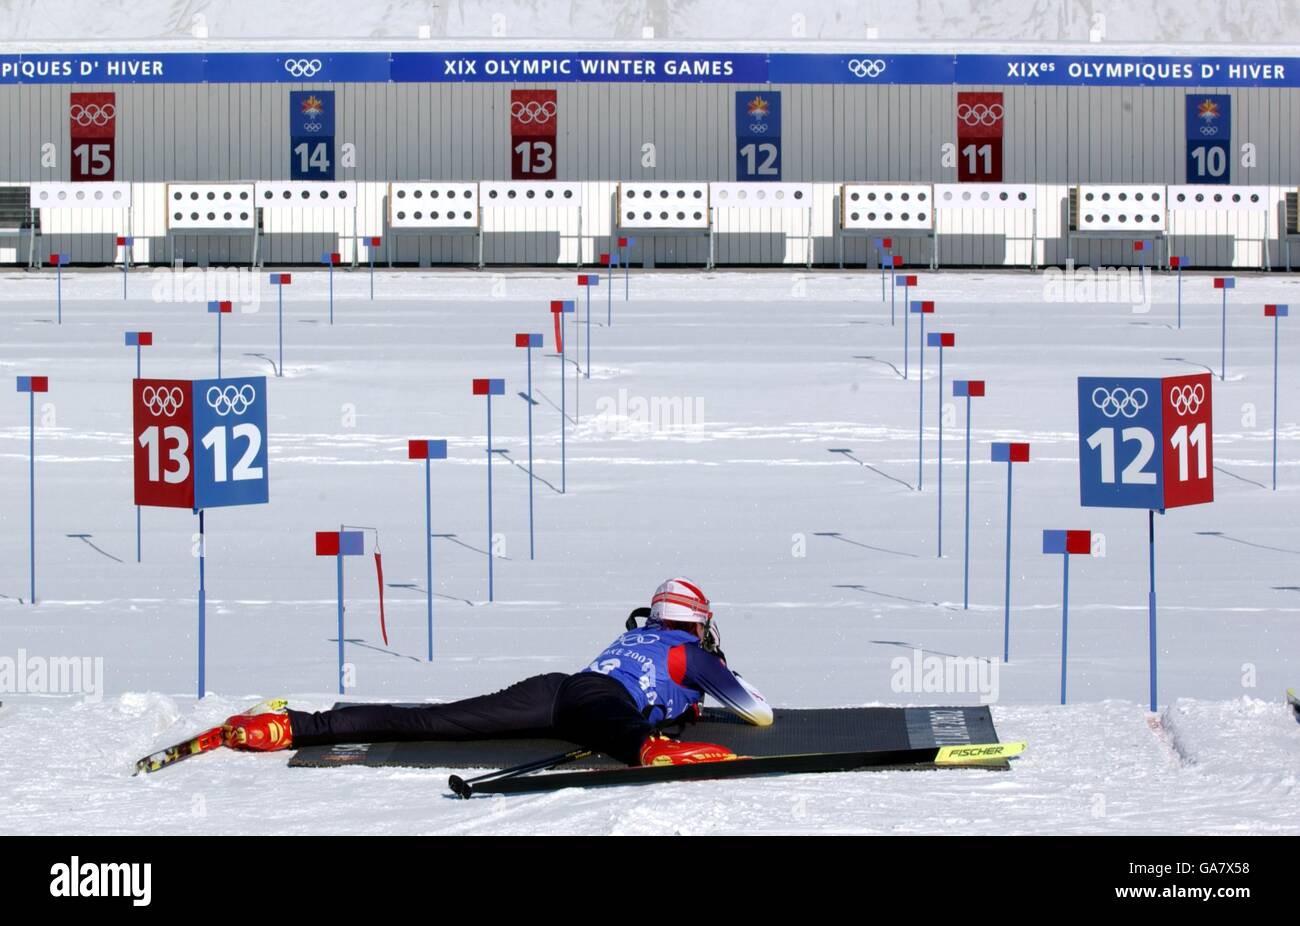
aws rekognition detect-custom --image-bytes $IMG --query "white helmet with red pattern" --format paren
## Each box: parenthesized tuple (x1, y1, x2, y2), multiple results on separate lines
(649, 577, 713, 625)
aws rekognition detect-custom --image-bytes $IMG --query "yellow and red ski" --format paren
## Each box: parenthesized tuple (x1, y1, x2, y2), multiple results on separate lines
(133, 699, 288, 775)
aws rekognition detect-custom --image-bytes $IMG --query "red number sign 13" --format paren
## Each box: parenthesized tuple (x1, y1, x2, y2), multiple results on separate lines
(511, 90, 557, 180)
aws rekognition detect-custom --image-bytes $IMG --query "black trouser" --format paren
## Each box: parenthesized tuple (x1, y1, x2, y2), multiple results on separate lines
(287, 672, 655, 766)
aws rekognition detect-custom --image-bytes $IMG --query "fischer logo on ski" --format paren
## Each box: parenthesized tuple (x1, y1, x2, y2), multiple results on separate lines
(935, 742, 1026, 763)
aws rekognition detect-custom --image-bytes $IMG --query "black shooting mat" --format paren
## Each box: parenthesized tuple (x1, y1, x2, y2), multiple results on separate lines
(288, 703, 1001, 770)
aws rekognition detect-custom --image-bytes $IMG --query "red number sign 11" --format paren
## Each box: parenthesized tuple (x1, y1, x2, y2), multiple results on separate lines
(956, 91, 1002, 183)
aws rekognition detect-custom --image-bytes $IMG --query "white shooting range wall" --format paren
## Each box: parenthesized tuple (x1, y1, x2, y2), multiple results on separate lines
(2, 178, 1292, 271)
(1, 80, 1299, 268)
(710, 182, 815, 266)
(933, 183, 1038, 267)
(1165, 185, 1274, 268)
(479, 181, 584, 266)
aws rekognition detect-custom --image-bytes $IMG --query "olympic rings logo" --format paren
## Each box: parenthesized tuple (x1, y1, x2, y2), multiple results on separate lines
(141, 385, 184, 417)
(957, 103, 1004, 127)
(1092, 386, 1148, 419)
(284, 58, 322, 77)
(847, 58, 887, 78)
(617, 633, 660, 647)
(303, 122, 322, 132)
(70, 103, 115, 127)
(1169, 383, 1205, 416)
(747, 122, 769, 134)
(511, 100, 557, 125)
(206, 384, 256, 417)
(1199, 126, 1219, 136)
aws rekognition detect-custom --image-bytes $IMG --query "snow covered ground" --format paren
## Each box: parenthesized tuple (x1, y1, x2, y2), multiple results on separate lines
(4, 0, 1297, 47)
(1, 265, 1298, 834)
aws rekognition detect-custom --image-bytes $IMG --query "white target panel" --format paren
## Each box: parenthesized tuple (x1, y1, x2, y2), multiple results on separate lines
(30, 182, 131, 209)
(709, 183, 814, 209)
(480, 182, 582, 209)
(387, 182, 480, 229)
(1072, 185, 1166, 232)
(618, 183, 710, 230)
(254, 181, 358, 210)
(166, 183, 256, 230)
(934, 184, 1037, 211)
(1166, 186, 1272, 213)
(840, 184, 933, 231)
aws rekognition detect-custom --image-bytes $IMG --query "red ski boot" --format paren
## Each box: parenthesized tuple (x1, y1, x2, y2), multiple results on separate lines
(224, 712, 293, 752)
(639, 734, 737, 767)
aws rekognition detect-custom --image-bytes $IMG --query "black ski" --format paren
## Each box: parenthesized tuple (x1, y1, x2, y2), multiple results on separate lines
(452, 741, 1025, 797)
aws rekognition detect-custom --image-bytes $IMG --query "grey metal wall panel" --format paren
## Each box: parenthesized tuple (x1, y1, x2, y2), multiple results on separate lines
(2, 81, 1298, 266)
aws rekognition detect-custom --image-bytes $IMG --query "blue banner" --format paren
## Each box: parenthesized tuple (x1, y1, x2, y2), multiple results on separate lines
(1185, 94, 1231, 184)
(955, 54, 1294, 87)
(206, 52, 390, 84)
(735, 90, 781, 180)
(0, 51, 1297, 87)
(391, 51, 768, 83)
(768, 53, 954, 85)
(0, 53, 205, 84)
(290, 90, 335, 180)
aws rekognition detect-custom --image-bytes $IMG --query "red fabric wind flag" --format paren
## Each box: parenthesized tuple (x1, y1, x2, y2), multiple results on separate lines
(550, 300, 565, 352)
(374, 552, 388, 646)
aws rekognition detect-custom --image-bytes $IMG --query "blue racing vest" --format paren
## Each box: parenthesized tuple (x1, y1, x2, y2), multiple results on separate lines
(582, 628, 702, 724)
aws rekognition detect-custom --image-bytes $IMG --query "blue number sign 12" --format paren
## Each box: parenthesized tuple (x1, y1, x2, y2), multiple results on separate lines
(192, 376, 269, 508)
(736, 91, 781, 180)
(1078, 376, 1164, 510)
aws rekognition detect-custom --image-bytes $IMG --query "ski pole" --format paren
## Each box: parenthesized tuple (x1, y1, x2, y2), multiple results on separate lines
(449, 747, 592, 799)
